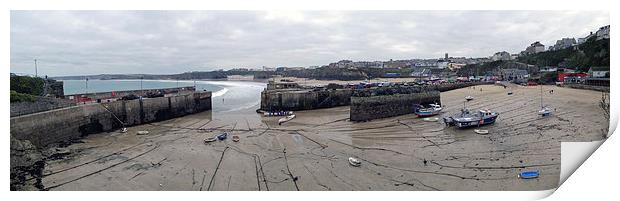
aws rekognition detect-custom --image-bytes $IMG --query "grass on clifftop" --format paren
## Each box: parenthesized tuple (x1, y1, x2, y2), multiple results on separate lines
(10, 90, 37, 103)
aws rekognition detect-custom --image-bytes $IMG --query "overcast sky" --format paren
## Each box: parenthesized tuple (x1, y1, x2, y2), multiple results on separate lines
(10, 10, 609, 76)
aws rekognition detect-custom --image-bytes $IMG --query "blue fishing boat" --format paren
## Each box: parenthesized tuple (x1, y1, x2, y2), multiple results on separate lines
(519, 170, 540, 179)
(443, 109, 499, 128)
(217, 132, 228, 141)
(414, 103, 443, 117)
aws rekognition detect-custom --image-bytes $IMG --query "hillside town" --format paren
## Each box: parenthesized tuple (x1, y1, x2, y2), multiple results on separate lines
(52, 25, 609, 90)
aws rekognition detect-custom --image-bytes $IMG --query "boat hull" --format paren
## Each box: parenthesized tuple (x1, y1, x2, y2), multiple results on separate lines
(416, 111, 440, 117)
(454, 116, 498, 128)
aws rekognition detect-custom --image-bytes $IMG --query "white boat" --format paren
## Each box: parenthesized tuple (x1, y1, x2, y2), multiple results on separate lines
(204, 137, 216, 144)
(474, 129, 489, 135)
(414, 104, 443, 117)
(136, 130, 149, 135)
(538, 85, 552, 117)
(423, 117, 440, 122)
(264, 111, 293, 117)
(465, 96, 474, 101)
(348, 157, 361, 167)
(539, 107, 552, 117)
(278, 114, 296, 125)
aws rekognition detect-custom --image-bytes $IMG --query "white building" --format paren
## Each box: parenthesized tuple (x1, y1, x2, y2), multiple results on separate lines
(491, 51, 511, 61)
(549, 38, 576, 51)
(522, 41, 545, 55)
(596, 25, 610, 40)
(436, 61, 449, 69)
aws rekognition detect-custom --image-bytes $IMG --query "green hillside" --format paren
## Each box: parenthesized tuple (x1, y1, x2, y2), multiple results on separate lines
(517, 38, 609, 72)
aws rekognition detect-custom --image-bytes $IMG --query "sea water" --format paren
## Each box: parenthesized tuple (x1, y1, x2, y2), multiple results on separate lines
(62, 79, 266, 113)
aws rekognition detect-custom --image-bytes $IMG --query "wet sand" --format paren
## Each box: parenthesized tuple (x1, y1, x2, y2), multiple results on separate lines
(40, 84, 607, 191)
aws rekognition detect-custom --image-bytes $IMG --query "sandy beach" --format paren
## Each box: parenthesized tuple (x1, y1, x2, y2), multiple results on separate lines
(39, 84, 607, 191)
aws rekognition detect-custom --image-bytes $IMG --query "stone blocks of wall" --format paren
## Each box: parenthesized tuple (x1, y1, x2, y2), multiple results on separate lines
(260, 89, 353, 111)
(10, 91, 212, 148)
(350, 91, 441, 121)
(10, 97, 77, 117)
(563, 84, 610, 92)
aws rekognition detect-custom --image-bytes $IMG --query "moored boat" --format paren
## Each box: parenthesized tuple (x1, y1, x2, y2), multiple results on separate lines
(423, 117, 440, 122)
(204, 137, 216, 144)
(414, 104, 443, 117)
(465, 96, 474, 101)
(539, 107, 552, 117)
(443, 109, 499, 128)
(217, 132, 228, 141)
(348, 157, 361, 167)
(264, 111, 294, 117)
(474, 129, 489, 135)
(538, 85, 553, 117)
(518, 170, 540, 179)
(278, 114, 296, 125)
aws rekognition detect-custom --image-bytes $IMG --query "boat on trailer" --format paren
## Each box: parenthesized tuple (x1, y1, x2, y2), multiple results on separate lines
(414, 103, 443, 117)
(443, 109, 499, 128)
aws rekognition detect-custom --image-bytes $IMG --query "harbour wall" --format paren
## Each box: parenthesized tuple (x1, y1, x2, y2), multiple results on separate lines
(260, 89, 353, 111)
(64, 86, 197, 101)
(259, 82, 490, 112)
(10, 91, 212, 148)
(10, 96, 76, 117)
(350, 91, 441, 121)
(562, 83, 610, 92)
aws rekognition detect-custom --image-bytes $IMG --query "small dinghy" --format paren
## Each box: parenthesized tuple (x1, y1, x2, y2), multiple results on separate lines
(538, 107, 552, 117)
(232, 135, 240, 142)
(120, 127, 128, 133)
(204, 137, 217, 144)
(217, 132, 228, 141)
(474, 129, 489, 135)
(136, 130, 149, 135)
(348, 157, 361, 167)
(507, 91, 513, 95)
(278, 114, 296, 125)
(423, 117, 440, 122)
(518, 170, 540, 179)
(465, 96, 474, 101)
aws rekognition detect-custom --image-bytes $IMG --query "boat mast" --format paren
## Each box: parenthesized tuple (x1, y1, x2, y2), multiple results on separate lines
(540, 85, 543, 109)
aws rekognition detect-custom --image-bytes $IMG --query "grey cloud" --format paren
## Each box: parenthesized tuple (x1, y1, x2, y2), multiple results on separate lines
(10, 10, 609, 76)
